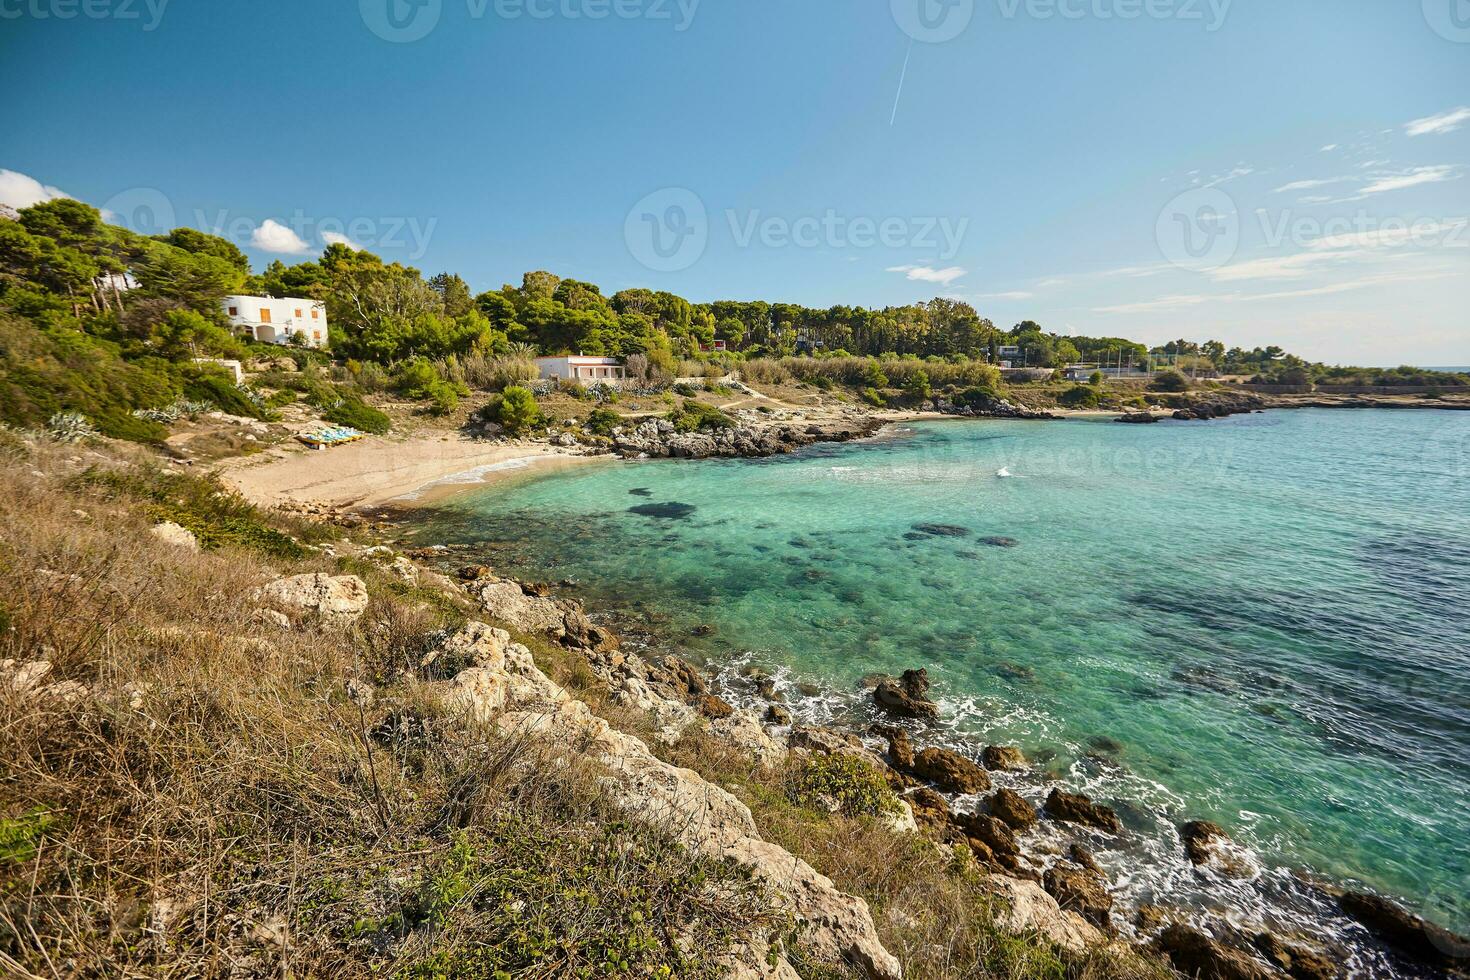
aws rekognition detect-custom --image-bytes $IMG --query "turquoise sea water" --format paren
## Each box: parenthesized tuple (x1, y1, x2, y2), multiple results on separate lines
(409, 409, 1470, 964)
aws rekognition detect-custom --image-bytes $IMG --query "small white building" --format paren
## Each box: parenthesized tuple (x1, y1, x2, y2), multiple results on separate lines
(223, 295, 328, 348)
(534, 355, 627, 383)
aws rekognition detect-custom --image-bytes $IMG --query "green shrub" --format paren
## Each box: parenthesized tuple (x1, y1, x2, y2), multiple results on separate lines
(1058, 385, 1102, 409)
(182, 372, 271, 420)
(1089, 371, 1105, 386)
(862, 360, 889, 389)
(1149, 369, 1190, 392)
(323, 397, 391, 434)
(783, 755, 899, 818)
(479, 386, 542, 435)
(861, 387, 886, 407)
(584, 408, 623, 436)
(395, 357, 468, 416)
(561, 381, 593, 401)
(667, 399, 733, 433)
(954, 385, 1001, 409)
(673, 382, 699, 397)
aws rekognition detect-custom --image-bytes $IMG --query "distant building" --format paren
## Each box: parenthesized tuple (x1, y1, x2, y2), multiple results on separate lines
(997, 345, 1024, 368)
(223, 295, 328, 348)
(1063, 364, 1099, 381)
(534, 355, 627, 383)
(699, 340, 728, 353)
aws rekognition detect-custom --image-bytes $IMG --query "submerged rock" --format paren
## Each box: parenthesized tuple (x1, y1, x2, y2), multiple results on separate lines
(1339, 891, 1470, 968)
(982, 744, 1026, 770)
(628, 501, 697, 519)
(910, 522, 971, 538)
(980, 536, 1020, 548)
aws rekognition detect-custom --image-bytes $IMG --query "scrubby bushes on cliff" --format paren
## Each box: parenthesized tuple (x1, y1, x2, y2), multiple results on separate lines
(784, 754, 900, 819)
(1149, 369, 1190, 392)
(668, 399, 734, 433)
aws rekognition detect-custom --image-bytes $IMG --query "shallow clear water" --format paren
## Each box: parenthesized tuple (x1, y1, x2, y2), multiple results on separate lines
(409, 409, 1470, 958)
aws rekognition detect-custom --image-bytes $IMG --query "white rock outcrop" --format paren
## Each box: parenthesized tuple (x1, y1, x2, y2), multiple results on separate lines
(257, 574, 369, 622)
(431, 623, 901, 980)
(150, 521, 200, 551)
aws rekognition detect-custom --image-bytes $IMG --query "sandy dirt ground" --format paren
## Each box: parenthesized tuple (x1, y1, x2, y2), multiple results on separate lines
(218, 432, 598, 510)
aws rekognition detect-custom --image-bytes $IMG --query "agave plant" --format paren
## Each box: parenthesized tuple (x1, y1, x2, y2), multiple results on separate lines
(46, 412, 100, 443)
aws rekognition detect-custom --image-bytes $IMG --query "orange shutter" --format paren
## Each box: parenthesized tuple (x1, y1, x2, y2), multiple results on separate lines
(259, 309, 272, 324)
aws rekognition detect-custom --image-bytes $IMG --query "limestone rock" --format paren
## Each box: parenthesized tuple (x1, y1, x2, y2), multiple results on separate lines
(1181, 819, 1257, 878)
(2, 658, 53, 694)
(981, 876, 1105, 955)
(258, 573, 369, 622)
(1042, 861, 1114, 931)
(912, 747, 990, 794)
(706, 709, 787, 767)
(1044, 788, 1122, 834)
(150, 521, 199, 551)
(1156, 925, 1280, 980)
(443, 668, 510, 723)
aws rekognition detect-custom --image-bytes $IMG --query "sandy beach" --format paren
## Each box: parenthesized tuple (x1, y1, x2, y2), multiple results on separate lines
(219, 431, 600, 510)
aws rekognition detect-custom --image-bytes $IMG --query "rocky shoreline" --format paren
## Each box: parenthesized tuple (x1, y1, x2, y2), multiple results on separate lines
(364, 547, 1469, 980)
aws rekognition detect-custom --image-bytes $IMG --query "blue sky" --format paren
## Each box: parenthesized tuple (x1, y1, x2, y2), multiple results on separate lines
(2, 0, 1466, 363)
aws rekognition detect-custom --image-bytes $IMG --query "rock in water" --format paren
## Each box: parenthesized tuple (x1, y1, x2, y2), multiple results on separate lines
(1044, 788, 1123, 834)
(1251, 933, 1337, 980)
(910, 522, 971, 538)
(982, 744, 1026, 770)
(1339, 891, 1470, 968)
(871, 668, 940, 719)
(912, 747, 991, 793)
(628, 502, 697, 519)
(1181, 819, 1256, 878)
(986, 788, 1039, 830)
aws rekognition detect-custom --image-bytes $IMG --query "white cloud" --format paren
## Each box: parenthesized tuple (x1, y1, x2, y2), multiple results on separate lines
(322, 230, 364, 251)
(250, 218, 310, 254)
(1093, 294, 1214, 314)
(886, 265, 967, 285)
(1359, 165, 1461, 196)
(0, 169, 70, 210)
(1405, 107, 1470, 137)
(1319, 144, 1339, 152)
(1201, 166, 1255, 189)
(1274, 177, 1350, 193)
(1304, 219, 1469, 251)
(973, 290, 1034, 301)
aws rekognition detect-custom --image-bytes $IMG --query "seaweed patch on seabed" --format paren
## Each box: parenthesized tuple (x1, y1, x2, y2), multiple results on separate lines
(628, 502, 697, 519)
(629, 487, 654, 497)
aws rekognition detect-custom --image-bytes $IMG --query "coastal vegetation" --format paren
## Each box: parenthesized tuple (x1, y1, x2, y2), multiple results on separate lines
(3, 198, 1466, 449)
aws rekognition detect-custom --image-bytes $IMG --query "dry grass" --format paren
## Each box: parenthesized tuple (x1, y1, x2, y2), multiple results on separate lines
(0, 441, 776, 978)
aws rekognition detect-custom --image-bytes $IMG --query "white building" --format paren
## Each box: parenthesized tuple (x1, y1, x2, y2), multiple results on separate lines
(534, 355, 627, 383)
(223, 295, 328, 348)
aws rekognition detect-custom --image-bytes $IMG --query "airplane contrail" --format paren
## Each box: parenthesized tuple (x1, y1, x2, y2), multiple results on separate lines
(890, 40, 915, 126)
